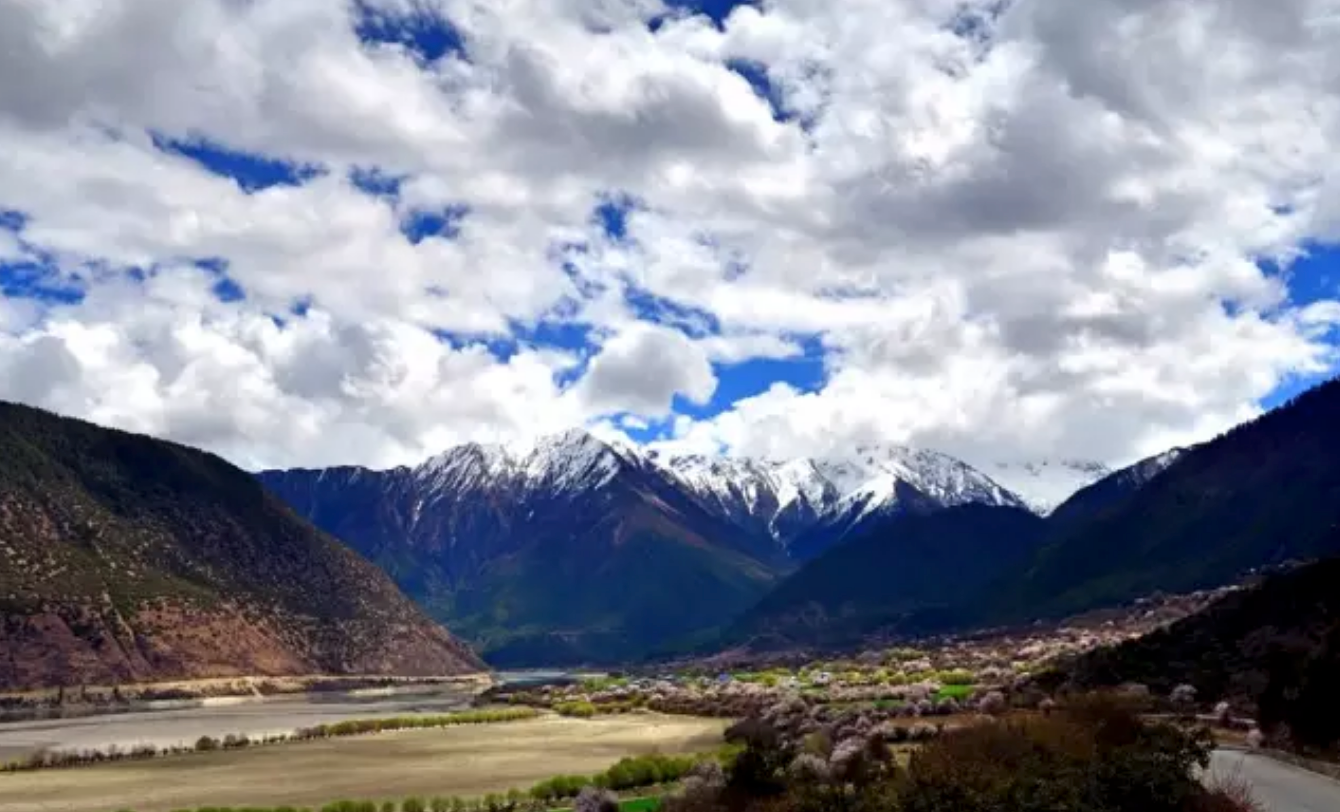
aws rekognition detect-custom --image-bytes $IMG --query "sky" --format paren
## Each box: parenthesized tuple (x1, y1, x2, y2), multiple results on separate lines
(2, 0, 1340, 473)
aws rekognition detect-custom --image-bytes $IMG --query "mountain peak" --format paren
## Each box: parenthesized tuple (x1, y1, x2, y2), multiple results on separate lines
(979, 458, 1114, 515)
(520, 429, 627, 491)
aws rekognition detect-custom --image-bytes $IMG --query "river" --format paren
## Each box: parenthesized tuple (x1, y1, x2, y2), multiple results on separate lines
(0, 685, 482, 760)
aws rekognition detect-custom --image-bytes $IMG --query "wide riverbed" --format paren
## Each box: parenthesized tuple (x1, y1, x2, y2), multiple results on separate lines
(0, 687, 480, 760)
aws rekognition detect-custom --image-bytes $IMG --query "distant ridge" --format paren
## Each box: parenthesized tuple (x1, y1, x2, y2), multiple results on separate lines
(719, 376, 1340, 650)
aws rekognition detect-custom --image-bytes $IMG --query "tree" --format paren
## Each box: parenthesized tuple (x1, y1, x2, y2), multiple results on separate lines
(1170, 684, 1197, 705)
(574, 787, 618, 812)
(977, 691, 1007, 716)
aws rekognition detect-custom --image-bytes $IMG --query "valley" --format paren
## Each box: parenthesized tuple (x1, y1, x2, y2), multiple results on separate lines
(5, 375, 1340, 812)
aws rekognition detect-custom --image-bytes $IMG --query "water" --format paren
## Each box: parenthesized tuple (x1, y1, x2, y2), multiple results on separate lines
(0, 688, 478, 760)
(492, 669, 587, 689)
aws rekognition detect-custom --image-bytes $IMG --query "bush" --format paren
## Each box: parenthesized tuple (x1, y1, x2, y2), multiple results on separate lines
(575, 786, 620, 812)
(554, 701, 599, 718)
(903, 694, 1215, 812)
(976, 691, 1007, 716)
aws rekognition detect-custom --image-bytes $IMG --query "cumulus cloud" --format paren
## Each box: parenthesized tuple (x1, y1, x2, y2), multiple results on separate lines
(0, 0, 1338, 472)
(578, 322, 717, 415)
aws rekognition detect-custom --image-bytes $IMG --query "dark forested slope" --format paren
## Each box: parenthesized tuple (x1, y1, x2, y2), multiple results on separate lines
(1052, 552, 1340, 751)
(723, 504, 1049, 648)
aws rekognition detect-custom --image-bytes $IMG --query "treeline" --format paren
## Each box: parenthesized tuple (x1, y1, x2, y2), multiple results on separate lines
(296, 708, 539, 738)
(3, 707, 540, 773)
(528, 752, 716, 801)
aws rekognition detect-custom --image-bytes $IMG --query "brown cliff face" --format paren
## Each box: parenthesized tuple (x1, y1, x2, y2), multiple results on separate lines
(0, 402, 484, 690)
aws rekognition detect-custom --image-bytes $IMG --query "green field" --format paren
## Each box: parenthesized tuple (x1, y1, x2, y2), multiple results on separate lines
(554, 796, 662, 812)
(933, 684, 975, 701)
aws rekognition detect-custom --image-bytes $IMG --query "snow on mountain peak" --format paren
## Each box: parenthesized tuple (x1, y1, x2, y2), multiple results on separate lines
(409, 430, 1134, 543)
(823, 444, 1026, 517)
(655, 442, 1026, 539)
(1119, 447, 1186, 486)
(411, 429, 632, 494)
(979, 458, 1114, 515)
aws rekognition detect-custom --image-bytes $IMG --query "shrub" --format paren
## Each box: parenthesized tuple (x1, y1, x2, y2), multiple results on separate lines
(575, 786, 620, 812)
(1171, 684, 1198, 705)
(976, 690, 1007, 716)
(404, 798, 427, 812)
(554, 701, 598, 718)
(1196, 769, 1264, 812)
(903, 697, 1214, 812)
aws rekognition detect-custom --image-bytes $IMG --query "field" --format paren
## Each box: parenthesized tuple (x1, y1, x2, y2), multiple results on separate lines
(0, 714, 729, 812)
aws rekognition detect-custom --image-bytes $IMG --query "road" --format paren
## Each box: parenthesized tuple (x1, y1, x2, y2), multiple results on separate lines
(1209, 749, 1340, 812)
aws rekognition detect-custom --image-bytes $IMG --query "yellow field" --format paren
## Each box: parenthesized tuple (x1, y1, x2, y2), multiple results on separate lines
(0, 714, 730, 812)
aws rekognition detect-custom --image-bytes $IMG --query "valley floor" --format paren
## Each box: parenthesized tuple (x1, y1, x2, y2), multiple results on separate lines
(0, 714, 728, 812)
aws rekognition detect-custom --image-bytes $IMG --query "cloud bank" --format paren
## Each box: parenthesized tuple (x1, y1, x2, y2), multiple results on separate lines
(1, 0, 1338, 470)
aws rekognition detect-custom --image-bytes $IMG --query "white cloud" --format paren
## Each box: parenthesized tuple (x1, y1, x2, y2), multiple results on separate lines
(577, 322, 717, 415)
(0, 0, 1338, 472)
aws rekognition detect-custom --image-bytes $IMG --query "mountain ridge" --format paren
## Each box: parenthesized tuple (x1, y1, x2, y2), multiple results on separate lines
(0, 400, 484, 690)
(721, 376, 1340, 652)
(257, 430, 1034, 665)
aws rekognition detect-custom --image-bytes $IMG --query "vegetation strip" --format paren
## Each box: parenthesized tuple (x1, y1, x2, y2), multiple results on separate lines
(1, 707, 540, 773)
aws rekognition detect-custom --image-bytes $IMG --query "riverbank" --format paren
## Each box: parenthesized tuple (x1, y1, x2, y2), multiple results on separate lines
(0, 683, 494, 760)
(0, 672, 494, 724)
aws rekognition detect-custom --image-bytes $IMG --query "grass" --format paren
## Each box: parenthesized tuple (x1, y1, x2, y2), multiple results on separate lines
(552, 795, 663, 812)
(933, 684, 975, 701)
(0, 714, 728, 812)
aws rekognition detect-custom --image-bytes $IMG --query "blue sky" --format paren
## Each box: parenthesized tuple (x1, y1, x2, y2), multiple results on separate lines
(1, 0, 1338, 471)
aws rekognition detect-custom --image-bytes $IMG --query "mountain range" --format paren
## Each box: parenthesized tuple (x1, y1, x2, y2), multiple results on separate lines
(7, 373, 1340, 684)
(254, 427, 1149, 665)
(0, 402, 482, 690)
(257, 434, 1038, 665)
(725, 377, 1340, 650)
(260, 374, 1340, 666)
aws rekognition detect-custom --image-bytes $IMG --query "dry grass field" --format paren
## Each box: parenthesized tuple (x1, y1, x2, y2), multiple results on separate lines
(0, 714, 729, 812)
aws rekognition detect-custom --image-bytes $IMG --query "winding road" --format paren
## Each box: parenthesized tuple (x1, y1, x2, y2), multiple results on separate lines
(1209, 750, 1340, 812)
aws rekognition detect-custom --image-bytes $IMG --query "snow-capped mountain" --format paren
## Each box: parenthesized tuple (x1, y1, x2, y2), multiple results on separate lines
(414, 428, 633, 499)
(1045, 447, 1189, 526)
(978, 459, 1114, 515)
(257, 429, 1037, 665)
(653, 444, 1027, 554)
(406, 430, 1030, 553)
